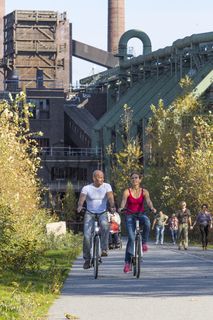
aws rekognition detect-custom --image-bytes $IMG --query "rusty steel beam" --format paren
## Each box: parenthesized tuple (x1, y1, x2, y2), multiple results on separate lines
(72, 39, 118, 69)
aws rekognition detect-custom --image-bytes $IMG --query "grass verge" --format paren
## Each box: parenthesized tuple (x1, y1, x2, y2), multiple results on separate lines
(0, 239, 82, 320)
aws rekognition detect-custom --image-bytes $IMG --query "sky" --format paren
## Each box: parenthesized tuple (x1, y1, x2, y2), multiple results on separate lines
(6, 0, 213, 86)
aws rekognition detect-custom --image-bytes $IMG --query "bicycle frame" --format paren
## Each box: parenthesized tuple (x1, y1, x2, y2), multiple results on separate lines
(133, 216, 143, 278)
(91, 214, 101, 279)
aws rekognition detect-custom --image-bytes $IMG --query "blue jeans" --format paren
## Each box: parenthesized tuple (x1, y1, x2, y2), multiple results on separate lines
(109, 232, 120, 245)
(170, 228, 178, 243)
(83, 212, 109, 260)
(125, 213, 150, 263)
(155, 225, 165, 244)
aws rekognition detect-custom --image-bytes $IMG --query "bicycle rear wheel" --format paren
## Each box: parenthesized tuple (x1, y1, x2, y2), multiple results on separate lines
(135, 235, 141, 278)
(93, 235, 100, 279)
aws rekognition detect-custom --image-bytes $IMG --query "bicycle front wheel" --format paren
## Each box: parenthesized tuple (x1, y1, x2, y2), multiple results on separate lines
(135, 235, 141, 278)
(93, 235, 100, 279)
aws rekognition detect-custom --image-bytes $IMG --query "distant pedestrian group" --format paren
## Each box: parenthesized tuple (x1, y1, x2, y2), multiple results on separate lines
(152, 201, 212, 250)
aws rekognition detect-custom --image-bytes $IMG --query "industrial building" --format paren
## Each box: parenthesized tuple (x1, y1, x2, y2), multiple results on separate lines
(0, 0, 212, 207)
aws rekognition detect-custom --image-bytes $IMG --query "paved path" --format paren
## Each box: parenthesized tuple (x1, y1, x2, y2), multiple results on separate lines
(48, 242, 213, 320)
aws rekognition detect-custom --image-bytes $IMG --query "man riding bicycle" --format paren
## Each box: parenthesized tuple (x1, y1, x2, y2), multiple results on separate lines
(77, 170, 115, 269)
(119, 171, 156, 273)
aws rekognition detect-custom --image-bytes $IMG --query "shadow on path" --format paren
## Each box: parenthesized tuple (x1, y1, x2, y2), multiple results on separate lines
(61, 241, 213, 298)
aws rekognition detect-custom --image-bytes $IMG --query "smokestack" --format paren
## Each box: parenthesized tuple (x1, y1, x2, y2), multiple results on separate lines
(0, 0, 5, 90)
(108, 0, 125, 54)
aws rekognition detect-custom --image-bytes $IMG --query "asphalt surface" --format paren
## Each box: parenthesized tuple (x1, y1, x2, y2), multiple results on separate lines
(48, 241, 213, 320)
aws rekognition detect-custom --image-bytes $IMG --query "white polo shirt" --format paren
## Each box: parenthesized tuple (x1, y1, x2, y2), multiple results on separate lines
(81, 183, 112, 213)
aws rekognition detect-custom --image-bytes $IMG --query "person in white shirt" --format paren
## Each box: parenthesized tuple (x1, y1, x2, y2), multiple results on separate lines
(77, 170, 115, 269)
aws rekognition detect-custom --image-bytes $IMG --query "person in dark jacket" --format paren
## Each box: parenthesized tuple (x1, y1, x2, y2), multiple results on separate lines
(192, 204, 212, 250)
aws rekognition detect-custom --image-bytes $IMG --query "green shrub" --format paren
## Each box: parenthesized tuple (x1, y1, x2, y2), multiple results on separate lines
(0, 94, 53, 271)
(44, 231, 82, 253)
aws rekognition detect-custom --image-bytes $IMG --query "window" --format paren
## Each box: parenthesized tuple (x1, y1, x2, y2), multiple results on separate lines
(28, 99, 50, 119)
(51, 167, 87, 182)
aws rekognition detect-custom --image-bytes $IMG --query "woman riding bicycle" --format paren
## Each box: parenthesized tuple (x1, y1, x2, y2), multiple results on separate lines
(119, 172, 156, 273)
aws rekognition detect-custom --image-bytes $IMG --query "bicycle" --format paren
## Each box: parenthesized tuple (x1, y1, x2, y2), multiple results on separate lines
(121, 208, 151, 278)
(81, 208, 107, 279)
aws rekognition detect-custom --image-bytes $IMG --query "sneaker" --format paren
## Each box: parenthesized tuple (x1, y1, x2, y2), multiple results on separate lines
(101, 250, 108, 257)
(115, 243, 120, 249)
(109, 244, 114, 250)
(83, 260, 91, 269)
(123, 263, 131, 273)
(142, 244, 148, 252)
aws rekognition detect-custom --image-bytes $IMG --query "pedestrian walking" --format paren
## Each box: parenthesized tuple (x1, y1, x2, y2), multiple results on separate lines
(176, 201, 192, 250)
(192, 204, 212, 250)
(168, 213, 179, 244)
(152, 211, 168, 245)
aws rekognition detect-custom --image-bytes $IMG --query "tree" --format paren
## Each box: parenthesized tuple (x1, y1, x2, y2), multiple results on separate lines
(145, 77, 212, 214)
(0, 93, 51, 270)
(62, 181, 77, 222)
(161, 116, 213, 213)
(106, 104, 143, 202)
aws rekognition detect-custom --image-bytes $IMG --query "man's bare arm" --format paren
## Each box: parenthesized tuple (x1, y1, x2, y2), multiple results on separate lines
(188, 216, 192, 227)
(77, 193, 86, 213)
(152, 219, 156, 230)
(164, 215, 169, 224)
(107, 191, 115, 210)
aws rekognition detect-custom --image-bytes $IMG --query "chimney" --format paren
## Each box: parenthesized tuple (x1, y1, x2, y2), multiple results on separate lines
(0, 0, 5, 90)
(108, 0, 125, 54)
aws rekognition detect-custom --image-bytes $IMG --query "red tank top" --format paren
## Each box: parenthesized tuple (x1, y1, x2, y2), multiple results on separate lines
(126, 188, 144, 213)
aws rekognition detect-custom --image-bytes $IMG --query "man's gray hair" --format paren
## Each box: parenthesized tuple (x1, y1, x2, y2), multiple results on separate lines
(93, 170, 104, 177)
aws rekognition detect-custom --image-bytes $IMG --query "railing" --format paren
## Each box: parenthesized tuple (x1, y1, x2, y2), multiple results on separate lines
(46, 180, 87, 192)
(40, 147, 102, 157)
(4, 79, 64, 90)
(16, 10, 58, 21)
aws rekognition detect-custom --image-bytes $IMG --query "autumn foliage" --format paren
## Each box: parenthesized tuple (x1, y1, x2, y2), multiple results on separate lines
(106, 104, 143, 202)
(0, 93, 50, 270)
(145, 77, 213, 214)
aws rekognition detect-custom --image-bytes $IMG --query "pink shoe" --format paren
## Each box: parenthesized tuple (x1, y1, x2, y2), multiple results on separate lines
(123, 263, 131, 273)
(142, 244, 148, 252)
